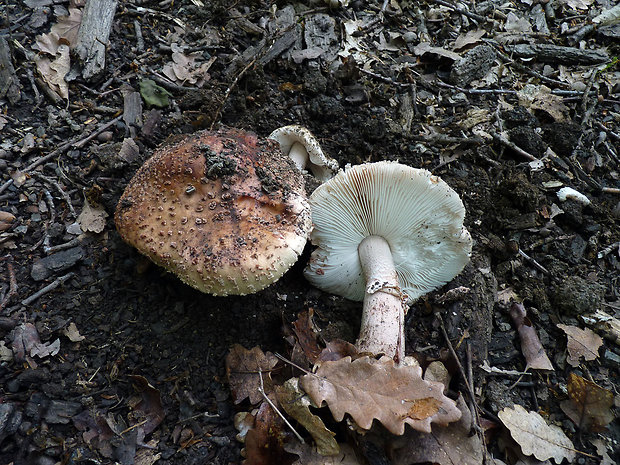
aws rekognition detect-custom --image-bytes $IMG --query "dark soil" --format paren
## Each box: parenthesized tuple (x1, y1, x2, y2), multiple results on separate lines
(1, 1, 619, 464)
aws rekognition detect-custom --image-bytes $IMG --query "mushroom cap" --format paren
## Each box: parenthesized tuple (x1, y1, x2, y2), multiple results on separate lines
(304, 161, 472, 304)
(115, 128, 312, 296)
(267, 125, 338, 181)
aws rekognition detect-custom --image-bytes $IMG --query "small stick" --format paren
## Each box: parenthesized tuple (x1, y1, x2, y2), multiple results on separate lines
(44, 237, 81, 254)
(0, 259, 17, 312)
(209, 56, 257, 130)
(517, 249, 549, 274)
(491, 132, 539, 162)
(597, 241, 620, 259)
(31, 173, 77, 218)
(258, 369, 304, 443)
(21, 272, 74, 306)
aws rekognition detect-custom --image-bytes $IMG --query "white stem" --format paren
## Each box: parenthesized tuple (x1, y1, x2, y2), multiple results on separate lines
(356, 235, 406, 361)
(288, 141, 308, 171)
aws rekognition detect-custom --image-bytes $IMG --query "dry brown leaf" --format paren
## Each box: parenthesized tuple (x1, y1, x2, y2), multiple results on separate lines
(390, 394, 484, 465)
(286, 442, 361, 465)
(35, 7, 83, 54)
(560, 372, 614, 432)
(517, 85, 569, 123)
(35, 43, 71, 100)
(498, 404, 575, 464)
(299, 356, 461, 435)
(128, 375, 165, 435)
(63, 322, 85, 342)
(243, 401, 294, 465)
(510, 302, 554, 371)
(226, 344, 278, 405)
(291, 309, 322, 365)
(316, 339, 359, 364)
(453, 29, 487, 50)
(591, 438, 615, 465)
(557, 324, 603, 366)
(275, 378, 339, 456)
(581, 310, 620, 346)
(78, 197, 109, 233)
(162, 45, 215, 86)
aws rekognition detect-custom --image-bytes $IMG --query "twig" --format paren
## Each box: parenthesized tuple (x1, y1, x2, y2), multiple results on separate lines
(0, 258, 17, 312)
(26, 188, 55, 253)
(437, 314, 489, 464)
(491, 132, 539, 162)
(44, 237, 81, 254)
(257, 369, 304, 444)
(597, 241, 620, 259)
(274, 352, 312, 375)
(517, 249, 549, 274)
(432, 0, 487, 23)
(31, 173, 77, 218)
(0, 115, 123, 195)
(209, 56, 258, 130)
(21, 272, 75, 306)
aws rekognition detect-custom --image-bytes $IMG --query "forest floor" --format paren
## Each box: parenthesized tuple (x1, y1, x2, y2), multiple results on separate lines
(0, 1, 619, 464)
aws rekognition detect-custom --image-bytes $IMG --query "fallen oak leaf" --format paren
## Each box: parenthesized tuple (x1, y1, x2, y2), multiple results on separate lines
(560, 372, 614, 432)
(390, 394, 485, 465)
(498, 404, 576, 464)
(299, 356, 461, 435)
(275, 378, 339, 456)
(226, 344, 279, 405)
(291, 309, 322, 365)
(557, 324, 603, 366)
(243, 400, 295, 465)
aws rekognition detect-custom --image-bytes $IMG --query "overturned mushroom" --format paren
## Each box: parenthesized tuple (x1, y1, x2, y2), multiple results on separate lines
(268, 125, 338, 182)
(305, 162, 472, 360)
(115, 128, 312, 296)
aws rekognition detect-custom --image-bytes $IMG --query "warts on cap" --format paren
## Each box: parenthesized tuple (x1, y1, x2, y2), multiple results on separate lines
(115, 128, 312, 296)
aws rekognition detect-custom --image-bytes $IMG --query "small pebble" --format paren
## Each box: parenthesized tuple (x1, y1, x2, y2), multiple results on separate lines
(97, 131, 114, 142)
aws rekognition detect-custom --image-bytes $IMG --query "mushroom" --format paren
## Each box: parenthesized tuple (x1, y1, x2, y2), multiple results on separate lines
(115, 128, 312, 296)
(304, 161, 472, 360)
(268, 125, 338, 182)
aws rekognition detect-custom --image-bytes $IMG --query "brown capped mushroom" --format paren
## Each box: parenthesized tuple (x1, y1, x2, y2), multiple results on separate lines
(115, 128, 312, 296)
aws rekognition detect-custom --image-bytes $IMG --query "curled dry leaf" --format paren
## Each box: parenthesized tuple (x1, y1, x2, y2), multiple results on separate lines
(63, 322, 85, 342)
(498, 404, 575, 464)
(299, 356, 461, 435)
(510, 302, 554, 371)
(225, 344, 279, 405)
(560, 372, 614, 432)
(275, 378, 339, 456)
(557, 324, 603, 367)
(390, 394, 484, 465)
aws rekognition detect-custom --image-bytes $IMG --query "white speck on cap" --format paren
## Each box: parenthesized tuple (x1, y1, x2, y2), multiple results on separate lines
(304, 161, 472, 304)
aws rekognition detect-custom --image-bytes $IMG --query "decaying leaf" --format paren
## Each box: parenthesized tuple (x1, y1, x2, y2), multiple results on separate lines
(300, 356, 461, 435)
(78, 197, 109, 233)
(557, 324, 603, 366)
(517, 85, 569, 123)
(35, 7, 83, 54)
(139, 79, 171, 108)
(286, 442, 361, 465)
(560, 372, 614, 432)
(510, 302, 554, 371)
(162, 44, 215, 86)
(226, 344, 279, 405)
(275, 378, 339, 456)
(291, 309, 322, 365)
(10, 322, 60, 361)
(243, 401, 293, 465)
(390, 395, 484, 465)
(35, 43, 71, 100)
(128, 375, 166, 435)
(591, 438, 615, 465)
(498, 404, 575, 464)
(63, 322, 85, 342)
